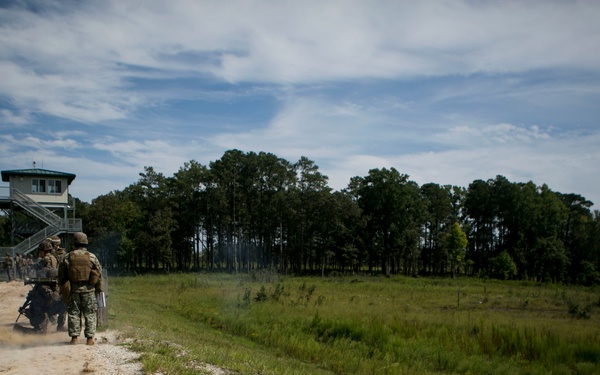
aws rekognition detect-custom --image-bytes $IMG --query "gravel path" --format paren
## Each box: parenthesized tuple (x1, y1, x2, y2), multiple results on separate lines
(0, 281, 144, 375)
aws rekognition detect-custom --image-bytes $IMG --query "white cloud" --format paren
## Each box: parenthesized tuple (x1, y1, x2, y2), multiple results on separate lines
(392, 126, 600, 206)
(0, 109, 31, 125)
(209, 97, 383, 164)
(208, 1, 600, 81)
(1, 0, 599, 209)
(204, 94, 600, 207)
(2, 117, 598, 207)
(0, 133, 82, 151)
(2, 1, 600, 123)
(434, 123, 553, 148)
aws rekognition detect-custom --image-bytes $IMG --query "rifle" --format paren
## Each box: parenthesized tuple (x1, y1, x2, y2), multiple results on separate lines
(16, 297, 31, 323)
(23, 277, 57, 286)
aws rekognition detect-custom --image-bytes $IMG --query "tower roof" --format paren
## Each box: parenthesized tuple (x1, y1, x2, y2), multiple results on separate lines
(1, 168, 76, 185)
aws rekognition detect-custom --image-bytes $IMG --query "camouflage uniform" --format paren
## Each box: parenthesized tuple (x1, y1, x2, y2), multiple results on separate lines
(57, 232, 102, 345)
(26, 255, 33, 277)
(15, 254, 23, 279)
(32, 241, 55, 272)
(21, 267, 63, 333)
(4, 254, 14, 282)
(47, 237, 67, 330)
(44, 252, 58, 269)
(48, 236, 66, 265)
(54, 247, 66, 265)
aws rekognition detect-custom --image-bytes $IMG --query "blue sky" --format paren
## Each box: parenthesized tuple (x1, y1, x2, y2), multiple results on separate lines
(1, 0, 599, 207)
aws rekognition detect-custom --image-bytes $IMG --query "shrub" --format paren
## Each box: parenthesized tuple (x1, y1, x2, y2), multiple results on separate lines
(489, 251, 517, 280)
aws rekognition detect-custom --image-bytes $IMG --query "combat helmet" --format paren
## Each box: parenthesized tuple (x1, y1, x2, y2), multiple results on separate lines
(48, 235, 61, 246)
(38, 240, 52, 252)
(72, 232, 88, 246)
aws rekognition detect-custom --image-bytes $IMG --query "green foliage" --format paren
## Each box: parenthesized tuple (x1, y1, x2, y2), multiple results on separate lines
(295, 282, 317, 306)
(271, 283, 286, 302)
(110, 274, 600, 375)
(255, 285, 268, 302)
(444, 222, 468, 277)
(490, 251, 518, 280)
(350, 167, 425, 275)
(567, 301, 591, 320)
(0, 214, 10, 245)
(77, 150, 600, 285)
(577, 261, 600, 286)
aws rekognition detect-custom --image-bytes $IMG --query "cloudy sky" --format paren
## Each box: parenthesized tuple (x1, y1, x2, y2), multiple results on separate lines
(1, 0, 599, 207)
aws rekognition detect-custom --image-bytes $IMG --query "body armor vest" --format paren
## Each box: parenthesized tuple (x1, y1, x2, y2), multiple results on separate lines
(68, 252, 91, 283)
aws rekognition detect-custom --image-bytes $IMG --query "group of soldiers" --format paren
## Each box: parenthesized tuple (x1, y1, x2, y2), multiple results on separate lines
(4, 252, 30, 282)
(3, 236, 65, 282)
(12, 232, 102, 346)
(13, 236, 68, 334)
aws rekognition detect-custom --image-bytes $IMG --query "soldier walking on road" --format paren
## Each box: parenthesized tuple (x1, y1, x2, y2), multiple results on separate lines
(58, 232, 103, 346)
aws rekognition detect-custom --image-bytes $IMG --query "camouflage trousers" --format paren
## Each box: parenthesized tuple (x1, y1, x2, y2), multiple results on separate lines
(5, 267, 14, 282)
(67, 291, 98, 338)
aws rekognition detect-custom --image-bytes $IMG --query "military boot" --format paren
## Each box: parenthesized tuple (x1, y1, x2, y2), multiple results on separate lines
(70, 336, 78, 345)
(86, 337, 94, 346)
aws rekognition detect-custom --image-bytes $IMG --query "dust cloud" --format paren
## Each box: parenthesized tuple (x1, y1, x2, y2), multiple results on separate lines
(0, 281, 143, 375)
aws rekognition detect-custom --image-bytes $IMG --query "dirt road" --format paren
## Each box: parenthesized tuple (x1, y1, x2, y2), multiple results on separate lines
(0, 280, 143, 375)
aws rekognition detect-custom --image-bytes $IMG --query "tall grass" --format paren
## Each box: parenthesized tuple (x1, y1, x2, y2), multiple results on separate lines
(109, 273, 600, 374)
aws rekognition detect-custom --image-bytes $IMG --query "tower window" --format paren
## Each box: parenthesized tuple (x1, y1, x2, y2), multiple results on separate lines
(48, 180, 62, 193)
(32, 179, 46, 193)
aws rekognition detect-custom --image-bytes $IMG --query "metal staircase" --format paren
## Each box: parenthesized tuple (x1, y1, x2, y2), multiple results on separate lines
(11, 189, 64, 228)
(2, 188, 82, 255)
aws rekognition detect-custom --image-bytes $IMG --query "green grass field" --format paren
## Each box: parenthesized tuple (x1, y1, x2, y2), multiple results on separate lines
(108, 272, 600, 374)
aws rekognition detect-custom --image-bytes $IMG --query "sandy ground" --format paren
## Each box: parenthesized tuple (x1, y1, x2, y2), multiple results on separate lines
(0, 280, 144, 375)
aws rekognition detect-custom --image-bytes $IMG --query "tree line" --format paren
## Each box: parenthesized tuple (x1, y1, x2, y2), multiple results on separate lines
(74, 149, 600, 285)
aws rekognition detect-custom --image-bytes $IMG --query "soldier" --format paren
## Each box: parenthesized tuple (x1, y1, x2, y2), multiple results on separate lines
(48, 236, 67, 331)
(15, 253, 23, 280)
(58, 232, 103, 345)
(18, 253, 27, 280)
(48, 235, 66, 265)
(4, 253, 14, 282)
(16, 267, 63, 334)
(34, 240, 58, 277)
(39, 240, 58, 269)
(31, 241, 66, 331)
(26, 254, 34, 277)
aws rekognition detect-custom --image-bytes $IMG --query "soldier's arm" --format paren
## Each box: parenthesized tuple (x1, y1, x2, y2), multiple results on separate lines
(89, 253, 103, 292)
(57, 257, 69, 285)
(40, 285, 55, 304)
(90, 254, 102, 273)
